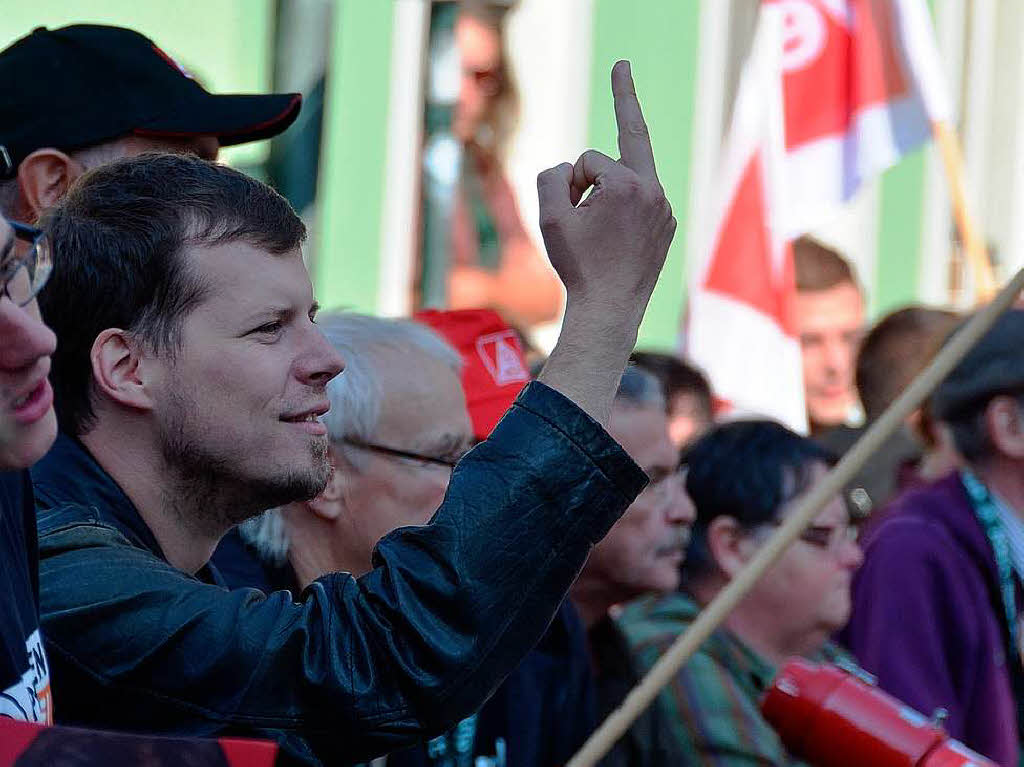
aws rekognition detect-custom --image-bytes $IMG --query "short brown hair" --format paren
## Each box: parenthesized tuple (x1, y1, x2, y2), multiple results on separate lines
(793, 237, 858, 293)
(856, 306, 960, 421)
(40, 152, 305, 437)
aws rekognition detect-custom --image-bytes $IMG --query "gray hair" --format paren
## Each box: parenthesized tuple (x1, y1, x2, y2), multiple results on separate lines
(239, 311, 462, 563)
(615, 364, 666, 411)
(317, 312, 462, 445)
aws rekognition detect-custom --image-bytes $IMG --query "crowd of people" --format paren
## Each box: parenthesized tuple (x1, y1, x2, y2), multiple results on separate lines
(1, 13, 1023, 767)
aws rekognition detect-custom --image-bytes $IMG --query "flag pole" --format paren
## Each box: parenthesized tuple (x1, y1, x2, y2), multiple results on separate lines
(565, 264, 1024, 767)
(932, 120, 996, 302)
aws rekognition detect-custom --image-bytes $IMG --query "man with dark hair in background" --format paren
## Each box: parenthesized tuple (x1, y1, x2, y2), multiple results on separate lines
(817, 305, 962, 515)
(854, 306, 962, 500)
(0, 23, 300, 221)
(793, 237, 866, 434)
(856, 306, 959, 425)
(630, 351, 713, 448)
(844, 310, 1024, 765)
(621, 420, 862, 766)
(570, 365, 695, 767)
(30, 60, 677, 767)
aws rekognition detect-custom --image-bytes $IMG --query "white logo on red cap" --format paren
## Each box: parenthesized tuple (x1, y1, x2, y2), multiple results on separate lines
(476, 331, 528, 386)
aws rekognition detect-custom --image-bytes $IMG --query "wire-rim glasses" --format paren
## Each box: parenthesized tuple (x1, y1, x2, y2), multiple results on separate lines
(1, 221, 53, 307)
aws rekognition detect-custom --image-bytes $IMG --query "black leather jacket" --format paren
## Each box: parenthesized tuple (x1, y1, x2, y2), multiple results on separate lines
(31, 382, 645, 766)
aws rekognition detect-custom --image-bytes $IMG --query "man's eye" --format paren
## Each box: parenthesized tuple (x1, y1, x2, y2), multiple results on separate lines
(253, 321, 283, 335)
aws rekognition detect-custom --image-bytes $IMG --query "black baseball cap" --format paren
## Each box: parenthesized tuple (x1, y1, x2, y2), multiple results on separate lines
(932, 309, 1024, 420)
(0, 24, 302, 178)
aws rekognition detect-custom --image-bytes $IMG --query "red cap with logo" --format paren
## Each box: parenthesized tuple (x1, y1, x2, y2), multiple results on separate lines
(414, 309, 530, 441)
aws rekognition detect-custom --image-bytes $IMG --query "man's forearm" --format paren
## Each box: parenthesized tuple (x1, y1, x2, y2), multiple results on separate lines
(537, 300, 644, 428)
(535, 62, 674, 425)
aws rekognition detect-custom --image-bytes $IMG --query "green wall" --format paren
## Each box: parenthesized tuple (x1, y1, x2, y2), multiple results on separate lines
(587, 0, 701, 349)
(313, 1, 394, 314)
(0, 1, 274, 168)
(875, 150, 926, 317)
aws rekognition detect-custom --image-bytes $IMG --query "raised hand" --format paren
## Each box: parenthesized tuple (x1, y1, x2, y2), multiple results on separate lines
(536, 61, 676, 428)
(537, 60, 675, 326)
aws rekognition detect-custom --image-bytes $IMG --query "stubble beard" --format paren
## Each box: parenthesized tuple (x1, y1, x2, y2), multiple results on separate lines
(157, 388, 332, 534)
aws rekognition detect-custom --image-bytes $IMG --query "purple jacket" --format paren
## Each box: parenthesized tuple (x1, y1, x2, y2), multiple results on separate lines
(843, 472, 1021, 766)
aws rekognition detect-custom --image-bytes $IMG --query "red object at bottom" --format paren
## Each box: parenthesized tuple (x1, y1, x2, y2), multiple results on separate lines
(0, 719, 278, 766)
(760, 659, 996, 767)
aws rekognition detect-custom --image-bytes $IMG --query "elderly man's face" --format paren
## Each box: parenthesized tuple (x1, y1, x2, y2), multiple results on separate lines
(583, 403, 696, 600)
(149, 242, 344, 519)
(337, 346, 474, 576)
(0, 218, 57, 470)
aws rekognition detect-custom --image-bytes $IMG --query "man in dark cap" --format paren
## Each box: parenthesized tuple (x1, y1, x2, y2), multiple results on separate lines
(0, 24, 301, 221)
(843, 309, 1024, 766)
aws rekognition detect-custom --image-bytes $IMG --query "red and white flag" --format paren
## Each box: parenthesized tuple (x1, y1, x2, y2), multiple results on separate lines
(684, 0, 951, 432)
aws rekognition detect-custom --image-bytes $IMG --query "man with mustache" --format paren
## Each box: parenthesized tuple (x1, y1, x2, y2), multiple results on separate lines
(570, 364, 696, 767)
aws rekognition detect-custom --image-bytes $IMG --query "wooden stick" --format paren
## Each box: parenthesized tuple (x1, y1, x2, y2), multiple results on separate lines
(567, 265, 1024, 767)
(933, 120, 997, 302)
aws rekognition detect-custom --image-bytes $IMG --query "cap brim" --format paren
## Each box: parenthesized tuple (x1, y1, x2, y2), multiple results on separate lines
(134, 92, 302, 146)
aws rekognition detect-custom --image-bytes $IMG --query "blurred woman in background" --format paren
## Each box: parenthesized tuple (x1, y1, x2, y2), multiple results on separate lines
(447, 0, 563, 328)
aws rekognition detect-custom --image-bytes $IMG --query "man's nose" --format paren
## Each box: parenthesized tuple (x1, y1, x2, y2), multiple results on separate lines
(665, 474, 696, 525)
(0, 301, 58, 371)
(823, 337, 849, 376)
(295, 325, 344, 387)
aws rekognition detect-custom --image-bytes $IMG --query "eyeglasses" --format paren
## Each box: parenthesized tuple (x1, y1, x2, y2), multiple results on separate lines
(1, 222, 53, 308)
(341, 439, 464, 469)
(767, 520, 859, 553)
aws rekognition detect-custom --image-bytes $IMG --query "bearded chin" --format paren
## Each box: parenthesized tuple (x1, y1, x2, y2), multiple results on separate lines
(158, 394, 332, 526)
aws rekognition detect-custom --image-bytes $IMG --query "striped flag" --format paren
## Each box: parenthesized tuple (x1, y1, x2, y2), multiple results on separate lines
(685, 0, 951, 432)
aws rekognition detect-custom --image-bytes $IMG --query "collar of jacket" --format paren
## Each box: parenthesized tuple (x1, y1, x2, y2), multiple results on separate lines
(31, 432, 224, 585)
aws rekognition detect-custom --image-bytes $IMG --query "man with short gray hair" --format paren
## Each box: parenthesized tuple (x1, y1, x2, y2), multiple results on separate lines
(570, 365, 695, 767)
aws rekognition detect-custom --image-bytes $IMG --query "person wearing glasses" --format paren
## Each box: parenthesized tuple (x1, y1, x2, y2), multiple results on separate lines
(619, 420, 863, 767)
(215, 309, 596, 767)
(0, 216, 56, 723)
(567, 364, 695, 767)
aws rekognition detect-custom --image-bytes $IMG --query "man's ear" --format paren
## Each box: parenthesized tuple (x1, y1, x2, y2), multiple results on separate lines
(706, 516, 754, 579)
(308, 446, 345, 521)
(90, 329, 155, 413)
(17, 148, 84, 220)
(986, 396, 1024, 460)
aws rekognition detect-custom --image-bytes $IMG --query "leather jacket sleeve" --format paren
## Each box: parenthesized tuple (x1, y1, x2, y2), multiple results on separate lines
(36, 382, 646, 765)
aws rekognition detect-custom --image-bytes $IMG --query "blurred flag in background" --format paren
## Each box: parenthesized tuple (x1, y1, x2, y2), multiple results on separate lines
(685, 0, 951, 432)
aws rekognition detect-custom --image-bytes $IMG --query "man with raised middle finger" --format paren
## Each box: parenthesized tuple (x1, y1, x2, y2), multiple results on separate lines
(30, 63, 677, 766)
